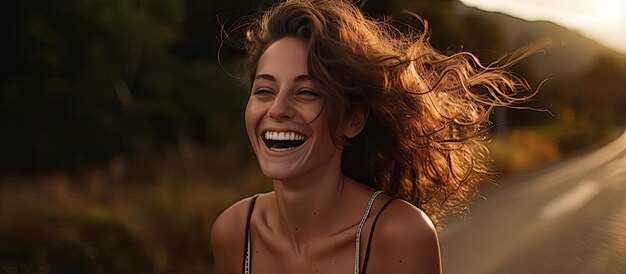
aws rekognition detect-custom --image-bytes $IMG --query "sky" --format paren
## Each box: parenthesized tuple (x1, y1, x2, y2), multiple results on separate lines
(459, 0, 626, 54)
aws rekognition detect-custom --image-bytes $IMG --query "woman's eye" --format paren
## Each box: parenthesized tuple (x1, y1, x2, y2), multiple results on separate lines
(298, 89, 321, 98)
(253, 89, 273, 96)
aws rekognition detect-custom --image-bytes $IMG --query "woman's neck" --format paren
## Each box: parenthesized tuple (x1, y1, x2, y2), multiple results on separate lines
(271, 155, 348, 255)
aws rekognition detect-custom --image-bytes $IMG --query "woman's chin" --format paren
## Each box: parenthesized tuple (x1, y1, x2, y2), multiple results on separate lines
(259, 166, 297, 181)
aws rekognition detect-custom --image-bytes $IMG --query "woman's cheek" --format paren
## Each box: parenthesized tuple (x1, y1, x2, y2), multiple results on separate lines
(300, 102, 325, 124)
(244, 101, 259, 137)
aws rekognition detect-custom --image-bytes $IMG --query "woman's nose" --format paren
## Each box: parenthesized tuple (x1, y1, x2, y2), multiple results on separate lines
(267, 92, 295, 120)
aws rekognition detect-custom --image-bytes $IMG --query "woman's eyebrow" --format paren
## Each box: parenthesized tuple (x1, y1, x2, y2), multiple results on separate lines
(293, 75, 312, 83)
(254, 74, 312, 83)
(255, 74, 276, 81)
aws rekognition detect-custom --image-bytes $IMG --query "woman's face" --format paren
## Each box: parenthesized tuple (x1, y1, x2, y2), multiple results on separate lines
(245, 37, 340, 180)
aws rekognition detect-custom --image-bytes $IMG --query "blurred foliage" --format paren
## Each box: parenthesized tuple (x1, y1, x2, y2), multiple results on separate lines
(0, 170, 271, 273)
(1, 0, 625, 272)
(2, 0, 251, 172)
(487, 129, 560, 173)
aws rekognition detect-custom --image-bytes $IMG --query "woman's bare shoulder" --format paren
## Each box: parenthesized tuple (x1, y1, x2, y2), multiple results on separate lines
(210, 195, 259, 272)
(380, 199, 437, 237)
(211, 195, 257, 238)
(368, 198, 441, 273)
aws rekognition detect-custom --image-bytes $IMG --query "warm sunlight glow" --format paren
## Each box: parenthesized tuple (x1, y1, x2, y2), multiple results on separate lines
(594, 0, 624, 24)
(460, 0, 626, 54)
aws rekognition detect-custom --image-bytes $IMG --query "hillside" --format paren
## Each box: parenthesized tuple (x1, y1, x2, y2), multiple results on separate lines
(455, 1, 626, 77)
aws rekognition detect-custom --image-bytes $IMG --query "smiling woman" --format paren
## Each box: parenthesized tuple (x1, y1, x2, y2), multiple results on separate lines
(210, 0, 544, 273)
(246, 37, 340, 180)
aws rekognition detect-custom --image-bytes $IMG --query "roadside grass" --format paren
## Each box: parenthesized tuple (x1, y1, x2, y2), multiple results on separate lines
(0, 150, 270, 273)
(487, 129, 560, 174)
(487, 122, 623, 174)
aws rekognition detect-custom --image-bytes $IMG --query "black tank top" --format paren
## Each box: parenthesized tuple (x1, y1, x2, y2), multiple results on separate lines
(242, 193, 396, 274)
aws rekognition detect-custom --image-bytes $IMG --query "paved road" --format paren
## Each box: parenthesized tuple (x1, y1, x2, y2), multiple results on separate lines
(440, 130, 626, 274)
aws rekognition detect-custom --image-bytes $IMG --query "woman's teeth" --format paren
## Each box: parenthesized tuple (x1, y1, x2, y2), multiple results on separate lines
(263, 131, 308, 151)
(264, 131, 307, 141)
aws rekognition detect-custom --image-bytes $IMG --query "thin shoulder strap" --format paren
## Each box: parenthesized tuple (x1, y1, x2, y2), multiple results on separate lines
(242, 195, 259, 274)
(354, 190, 383, 274)
(360, 197, 397, 274)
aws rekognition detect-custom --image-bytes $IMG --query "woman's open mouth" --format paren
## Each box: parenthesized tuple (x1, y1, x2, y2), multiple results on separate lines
(262, 130, 308, 152)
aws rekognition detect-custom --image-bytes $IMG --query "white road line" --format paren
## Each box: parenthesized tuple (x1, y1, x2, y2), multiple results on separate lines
(539, 180, 601, 220)
(603, 166, 626, 180)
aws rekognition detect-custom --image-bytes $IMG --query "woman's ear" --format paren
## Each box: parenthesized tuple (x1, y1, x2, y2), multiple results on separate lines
(344, 107, 368, 138)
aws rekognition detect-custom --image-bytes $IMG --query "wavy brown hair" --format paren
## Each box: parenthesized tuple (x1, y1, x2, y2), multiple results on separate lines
(238, 0, 548, 228)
